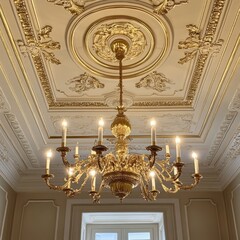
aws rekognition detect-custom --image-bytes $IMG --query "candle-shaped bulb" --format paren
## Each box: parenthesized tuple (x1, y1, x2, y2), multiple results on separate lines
(166, 144, 170, 155)
(150, 119, 157, 145)
(149, 171, 156, 191)
(192, 152, 199, 174)
(62, 120, 67, 147)
(75, 142, 79, 155)
(98, 118, 104, 145)
(175, 136, 181, 161)
(89, 169, 96, 176)
(46, 150, 52, 174)
(68, 167, 74, 177)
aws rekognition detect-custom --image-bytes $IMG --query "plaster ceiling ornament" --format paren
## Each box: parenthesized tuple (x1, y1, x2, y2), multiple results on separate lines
(228, 89, 240, 112)
(150, 0, 189, 15)
(104, 91, 134, 108)
(18, 25, 61, 65)
(0, 139, 9, 163)
(225, 127, 240, 162)
(93, 23, 147, 62)
(4, 113, 39, 167)
(178, 24, 224, 64)
(66, 73, 105, 94)
(206, 111, 237, 165)
(135, 71, 174, 93)
(46, 0, 89, 15)
(0, 89, 11, 113)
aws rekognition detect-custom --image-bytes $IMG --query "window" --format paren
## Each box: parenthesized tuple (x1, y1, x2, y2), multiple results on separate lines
(83, 212, 165, 240)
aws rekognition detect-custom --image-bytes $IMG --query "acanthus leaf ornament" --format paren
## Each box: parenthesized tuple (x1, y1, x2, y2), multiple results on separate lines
(135, 71, 174, 92)
(46, 0, 88, 15)
(178, 24, 224, 64)
(18, 25, 61, 65)
(150, 0, 189, 15)
(66, 73, 105, 94)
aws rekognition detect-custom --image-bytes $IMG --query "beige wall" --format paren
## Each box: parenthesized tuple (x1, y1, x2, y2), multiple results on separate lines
(9, 190, 229, 240)
(0, 175, 16, 240)
(224, 172, 240, 240)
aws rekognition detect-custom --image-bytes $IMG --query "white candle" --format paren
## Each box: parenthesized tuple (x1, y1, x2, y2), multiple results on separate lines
(98, 118, 104, 145)
(67, 168, 73, 188)
(174, 166, 178, 175)
(175, 136, 181, 162)
(90, 169, 96, 191)
(150, 171, 156, 191)
(46, 150, 52, 174)
(192, 152, 199, 174)
(150, 119, 157, 145)
(62, 120, 67, 147)
(75, 142, 79, 155)
(166, 144, 170, 154)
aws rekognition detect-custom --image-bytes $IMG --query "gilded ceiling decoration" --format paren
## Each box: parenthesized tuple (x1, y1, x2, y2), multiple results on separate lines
(13, 0, 226, 108)
(178, 24, 224, 64)
(93, 23, 147, 62)
(66, 73, 105, 94)
(46, 0, 88, 15)
(135, 71, 174, 93)
(17, 25, 61, 65)
(150, 0, 189, 15)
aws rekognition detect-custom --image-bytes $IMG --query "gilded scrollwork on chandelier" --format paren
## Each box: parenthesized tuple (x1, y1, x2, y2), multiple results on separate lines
(93, 23, 147, 62)
(66, 73, 105, 94)
(46, 0, 89, 15)
(135, 71, 174, 92)
(150, 0, 189, 15)
(18, 25, 61, 65)
(178, 24, 224, 64)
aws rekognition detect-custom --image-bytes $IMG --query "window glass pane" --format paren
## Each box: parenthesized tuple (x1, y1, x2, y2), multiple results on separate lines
(128, 232, 150, 240)
(95, 232, 118, 240)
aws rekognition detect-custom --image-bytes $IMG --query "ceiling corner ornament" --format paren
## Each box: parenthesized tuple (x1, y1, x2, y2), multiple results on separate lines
(135, 71, 174, 92)
(66, 73, 105, 94)
(178, 24, 224, 64)
(17, 25, 61, 65)
(150, 0, 189, 15)
(46, 0, 87, 15)
(93, 23, 147, 62)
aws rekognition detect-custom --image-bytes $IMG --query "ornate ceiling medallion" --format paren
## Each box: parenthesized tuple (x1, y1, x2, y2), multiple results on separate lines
(66, 73, 104, 94)
(67, 4, 171, 79)
(18, 25, 61, 65)
(136, 71, 174, 92)
(93, 23, 147, 62)
(178, 24, 224, 64)
(150, 0, 189, 15)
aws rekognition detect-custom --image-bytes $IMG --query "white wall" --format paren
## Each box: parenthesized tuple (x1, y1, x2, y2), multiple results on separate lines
(10, 190, 230, 240)
(224, 172, 240, 240)
(0, 175, 16, 240)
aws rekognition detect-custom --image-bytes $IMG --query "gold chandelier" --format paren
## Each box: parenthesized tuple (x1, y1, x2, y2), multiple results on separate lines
(42, 39, 202, 203)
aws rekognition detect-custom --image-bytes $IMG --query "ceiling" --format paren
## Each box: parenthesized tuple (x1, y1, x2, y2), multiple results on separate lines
(0, 0, 239, 193)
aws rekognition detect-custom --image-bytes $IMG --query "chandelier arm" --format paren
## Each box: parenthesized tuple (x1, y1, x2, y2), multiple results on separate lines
(154, 164, 174, 182)
(41, 174, 69, 191)
(161, 182, 180, 194)
(139, 177, 153, 201)
(90, 180, 105, 204)
(67, 174, 90, 196)
(177, 173, 203, 190)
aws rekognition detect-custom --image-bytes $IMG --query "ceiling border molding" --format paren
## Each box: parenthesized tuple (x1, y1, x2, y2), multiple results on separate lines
(17, 25, 61, 65)
(178, 24, 224, 64)
(4, 113, 39, 167)
(206, 111, 237, 166)
(150, 0, 189, 15)
(0, 89, 11, 113)
(225, 127, 240, 162)
(228, 88, 240, 112)
(13, 0, 226, 108)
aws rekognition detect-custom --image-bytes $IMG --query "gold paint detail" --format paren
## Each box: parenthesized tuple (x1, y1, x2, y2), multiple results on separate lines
(178, 24, 224, 64)
(150, 0, 189, 15)
(93, 23, 147, 62)
(46, 0, 88, 15)
(66, 73, 105, 94)
(18, 25, 61, 65)
(135, 71, 174, 92)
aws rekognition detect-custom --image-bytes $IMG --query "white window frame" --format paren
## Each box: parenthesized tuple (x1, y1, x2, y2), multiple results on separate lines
(86, 223, 158, 240)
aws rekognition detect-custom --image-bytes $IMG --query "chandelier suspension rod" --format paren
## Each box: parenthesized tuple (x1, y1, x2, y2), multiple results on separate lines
(119, 58, 123, 107)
